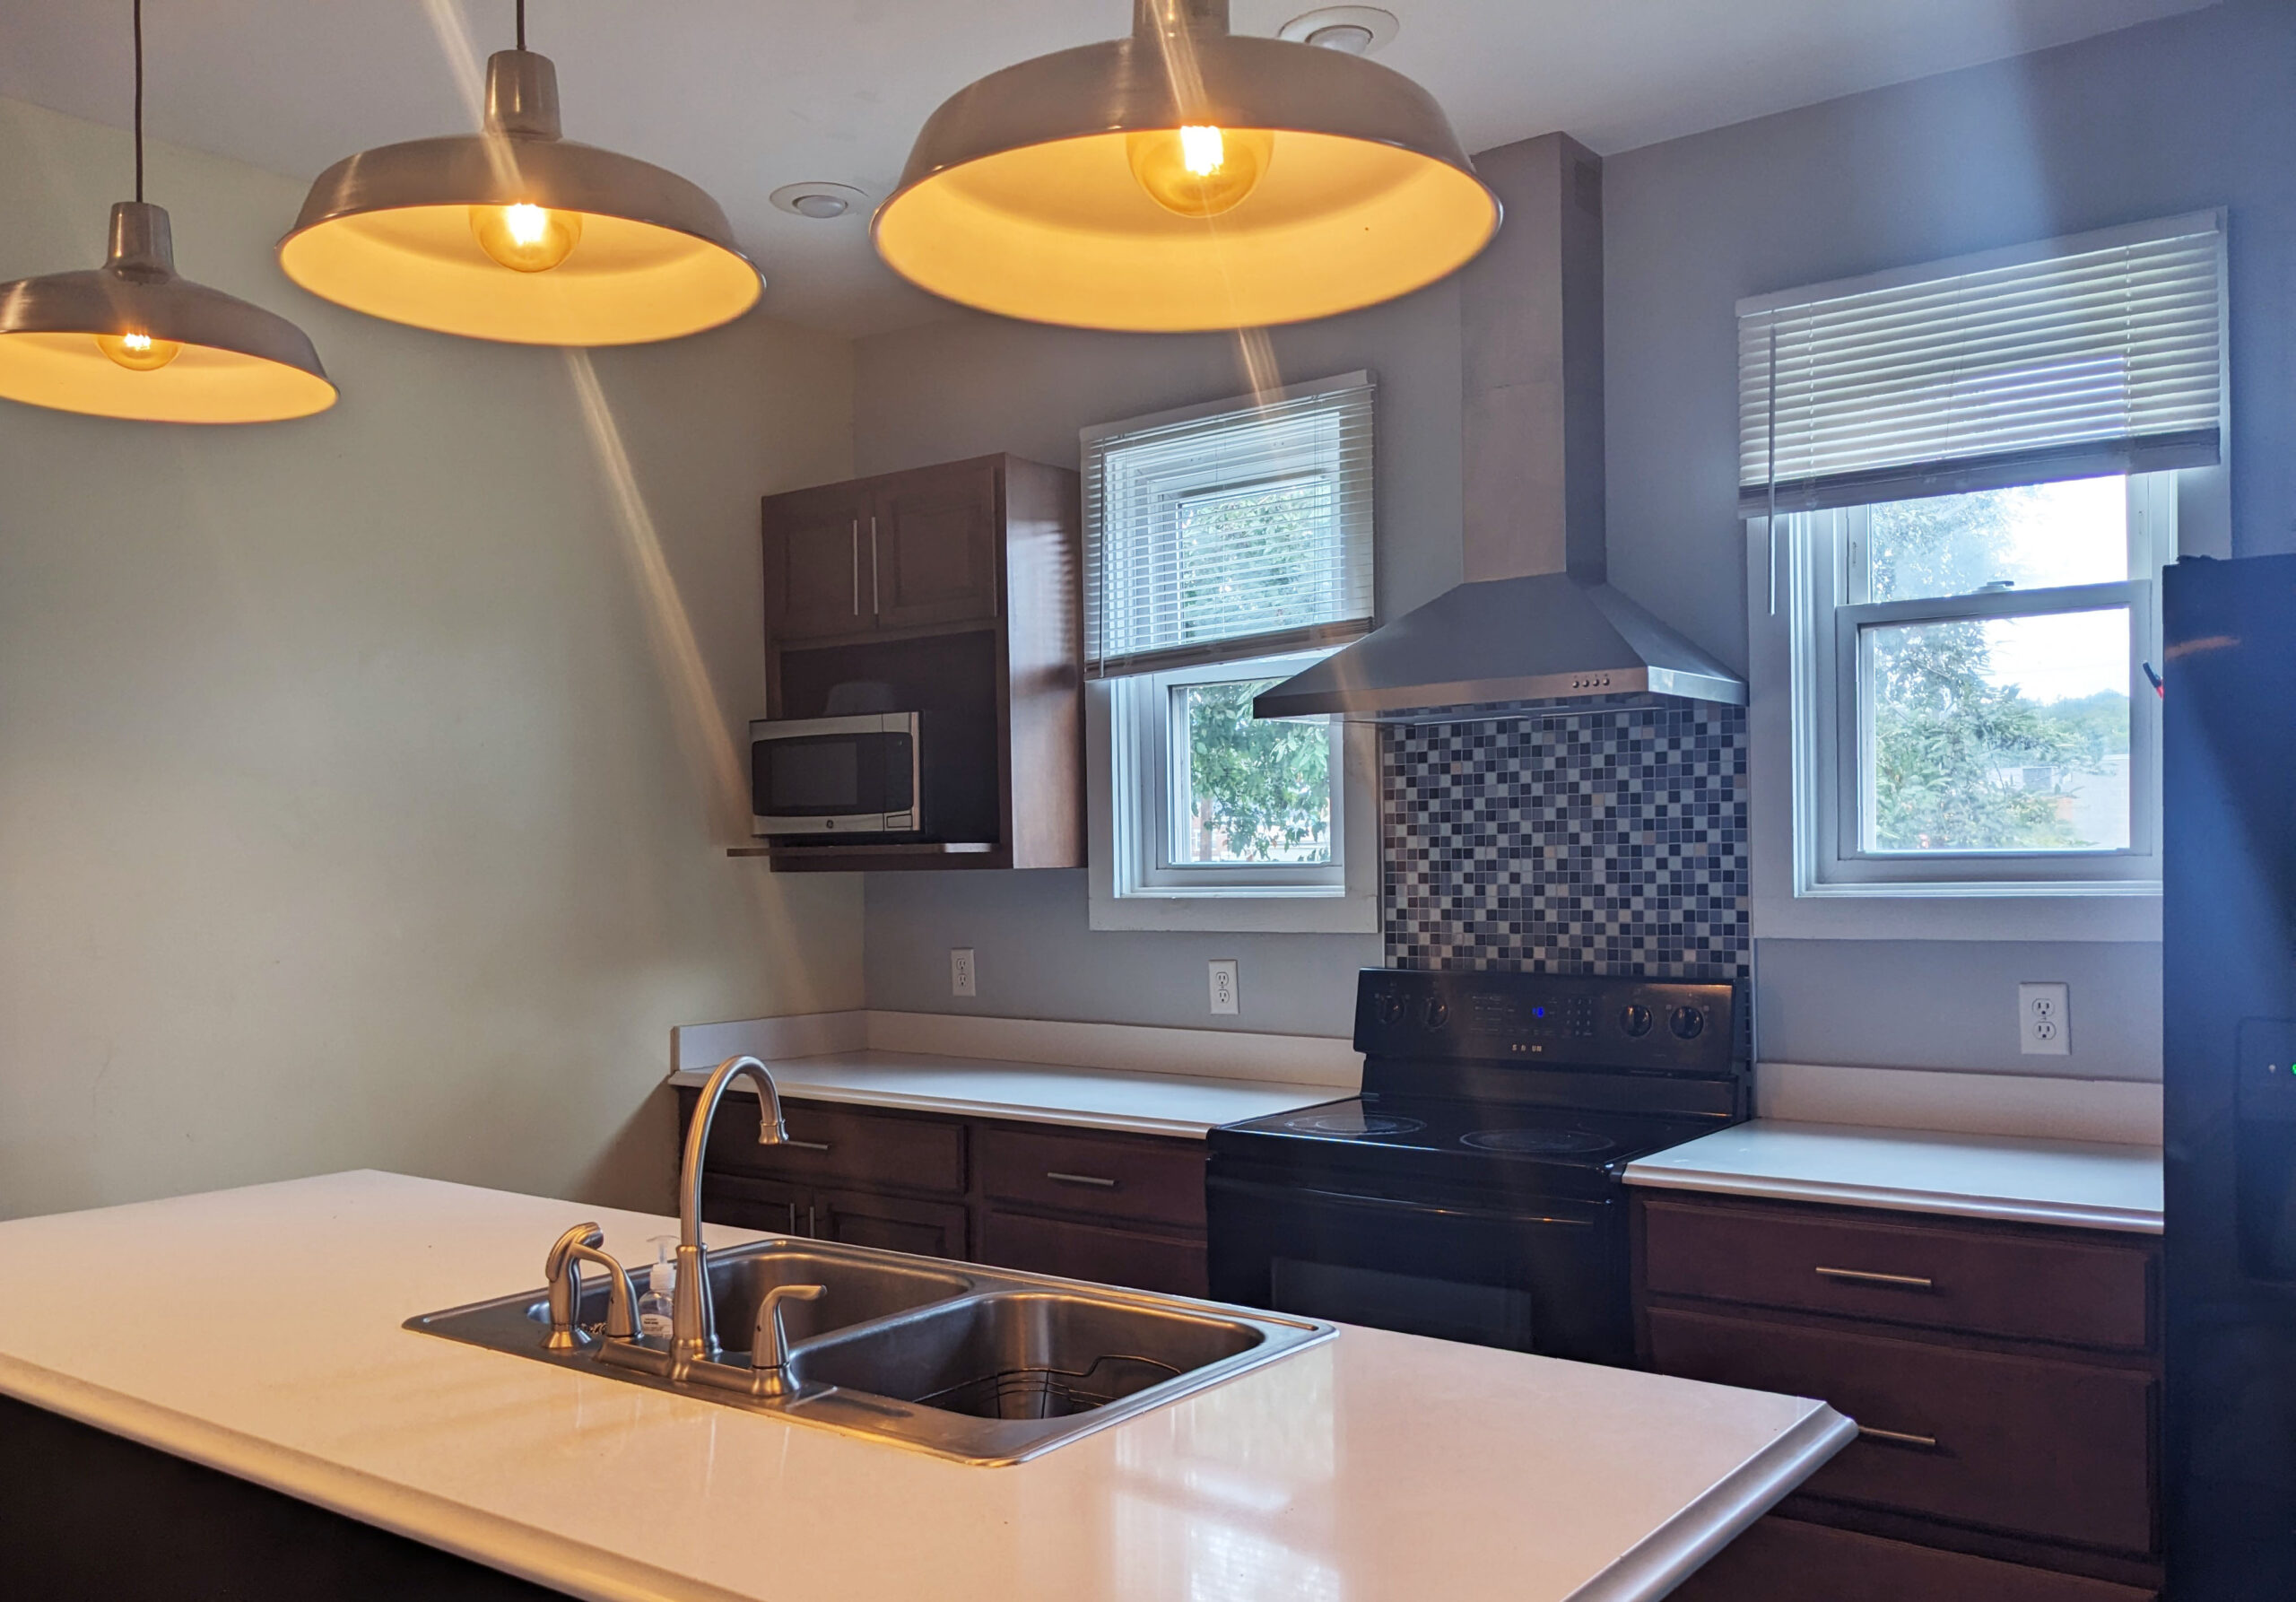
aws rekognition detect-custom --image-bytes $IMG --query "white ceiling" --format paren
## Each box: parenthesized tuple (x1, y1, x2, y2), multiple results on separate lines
(0, 0, 2215, 336)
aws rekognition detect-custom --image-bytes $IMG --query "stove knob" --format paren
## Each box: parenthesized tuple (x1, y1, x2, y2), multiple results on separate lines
(1669, 1005, 1707, 1040)
(1423, 997, 1450, 1030)
(1376, 993, 1406, 1025)
(1619, 1004, 1653, 1038)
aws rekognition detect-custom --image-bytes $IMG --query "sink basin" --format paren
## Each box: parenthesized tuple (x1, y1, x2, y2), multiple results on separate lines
(793, 1291, 1264, 1419)
(410, 1236, 1330, 1464)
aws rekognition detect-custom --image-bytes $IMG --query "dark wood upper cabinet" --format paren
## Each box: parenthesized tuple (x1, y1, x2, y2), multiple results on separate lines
(754, 453, 1083, 872)
(867, 460, 1004, 631)
(761, 481, 870, 640)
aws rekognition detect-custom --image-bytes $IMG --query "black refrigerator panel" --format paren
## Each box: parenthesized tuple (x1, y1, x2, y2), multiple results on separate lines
(2163, 553, 2296, 1599)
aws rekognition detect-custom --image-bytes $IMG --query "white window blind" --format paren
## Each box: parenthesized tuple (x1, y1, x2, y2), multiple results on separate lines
(1738, 212, 2224, 515)
(1083, 371, 1375, 679)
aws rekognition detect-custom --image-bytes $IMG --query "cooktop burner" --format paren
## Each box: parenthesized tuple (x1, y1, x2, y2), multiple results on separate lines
(1283, 1110, 1427, 1136)
(1459, 1127, 1618, 1155)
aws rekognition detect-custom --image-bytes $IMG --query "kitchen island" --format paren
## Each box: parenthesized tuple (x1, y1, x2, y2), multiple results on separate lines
(0, 1171, 1851, 1601)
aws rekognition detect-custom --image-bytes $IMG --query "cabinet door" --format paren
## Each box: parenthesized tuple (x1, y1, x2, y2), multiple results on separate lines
(815, 1188, 970, 1260)
(1673, 1518, 2157, 1602)
(763, 483, 867, 641)
(978, 1209, 1209, 1297)
(867, 460, 1003, 630)
(700, 1175, 809, 1237)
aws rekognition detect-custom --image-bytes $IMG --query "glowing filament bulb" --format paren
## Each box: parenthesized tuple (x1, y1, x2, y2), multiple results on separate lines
(94, 330, 183, 370)
(470, 203, 583, 272)
(1180, 125, 1226, 176)
(1126, 125, 1274, 218)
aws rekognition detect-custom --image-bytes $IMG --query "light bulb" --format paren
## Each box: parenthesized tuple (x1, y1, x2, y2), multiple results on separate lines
(469, 203, 583, 273)
(94, 330, 183, 370)
(1126, 126, 1274, 218)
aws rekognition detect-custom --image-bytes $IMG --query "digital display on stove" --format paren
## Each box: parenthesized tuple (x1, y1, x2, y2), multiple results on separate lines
(1466, 992, 1596, 1038)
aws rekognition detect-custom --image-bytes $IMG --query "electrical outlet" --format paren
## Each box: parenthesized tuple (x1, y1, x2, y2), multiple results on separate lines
(2019, 982, 2070, 1056)
(950, 948, 976, 998)
(1208, 959, 1239, 1016)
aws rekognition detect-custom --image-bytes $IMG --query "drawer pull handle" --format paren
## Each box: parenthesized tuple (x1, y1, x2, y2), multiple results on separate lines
(1814, 1266, 1935, 1291)
(1857, 1425, 1941, 1450)
(783, 1139, 832, 1153)
(1046, 1171, 1119, 1189)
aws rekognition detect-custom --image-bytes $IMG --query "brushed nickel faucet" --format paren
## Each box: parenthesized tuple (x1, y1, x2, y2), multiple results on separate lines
(543, 1223, 638, 1349)
(672, 1054, 795, 1373)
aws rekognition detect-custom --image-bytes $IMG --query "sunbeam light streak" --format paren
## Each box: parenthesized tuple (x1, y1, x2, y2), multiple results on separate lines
(561, 349, 752, 840)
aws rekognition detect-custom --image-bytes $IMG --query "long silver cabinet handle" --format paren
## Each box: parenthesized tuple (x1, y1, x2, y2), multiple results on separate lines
(1046, 1171, 1119, 1188)
(782, 1138, 832, 1153)
(869, 516, 881, 615)
(1857, 1425, 1941, 1450)
(850, 518, 860, 615)
(1814, 1266, 1936, 1290)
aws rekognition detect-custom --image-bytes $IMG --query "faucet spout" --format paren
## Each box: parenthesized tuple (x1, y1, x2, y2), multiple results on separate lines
(672, 1054, 792, 1370)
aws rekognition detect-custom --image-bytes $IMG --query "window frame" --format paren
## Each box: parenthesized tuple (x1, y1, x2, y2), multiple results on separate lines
(1788, 473, 2176, 897)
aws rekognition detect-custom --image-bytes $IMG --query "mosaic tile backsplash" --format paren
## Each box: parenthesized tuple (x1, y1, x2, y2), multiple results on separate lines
(1381, 701, 1749, 979)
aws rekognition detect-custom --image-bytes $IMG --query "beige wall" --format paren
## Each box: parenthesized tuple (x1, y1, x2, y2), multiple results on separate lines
(0, 98, 862, 1220)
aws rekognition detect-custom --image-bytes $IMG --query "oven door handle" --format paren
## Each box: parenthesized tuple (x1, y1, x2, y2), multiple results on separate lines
(1209, 1174, 1602, 1230)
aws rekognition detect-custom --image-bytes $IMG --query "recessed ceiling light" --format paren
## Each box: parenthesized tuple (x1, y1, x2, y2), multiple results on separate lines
(1277, 6, 1400, 56)
(770, 183, 868, 221)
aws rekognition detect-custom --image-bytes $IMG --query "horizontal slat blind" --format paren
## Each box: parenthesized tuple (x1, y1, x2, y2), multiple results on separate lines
(1739, 213, 2223, 514)
(1083, 373, 1375, 678)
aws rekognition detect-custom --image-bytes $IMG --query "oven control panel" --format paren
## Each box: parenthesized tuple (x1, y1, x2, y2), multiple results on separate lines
(1352, 968, 1745, 1075)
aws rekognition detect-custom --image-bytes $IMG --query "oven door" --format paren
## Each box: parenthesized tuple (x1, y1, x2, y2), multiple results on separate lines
(749, 714, 920, 836)
(1205, 1172, 1630, 1363)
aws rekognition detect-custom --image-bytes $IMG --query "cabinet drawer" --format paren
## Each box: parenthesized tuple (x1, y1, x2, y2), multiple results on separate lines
(698, 1098, 965, 1197)
(978, 1125, 1206, 1230)
(1641, 1197, 2153, 1350)
(1648, 1308, 2155, 1553)
(1674, 1517, 2156, 1602)
(978, 1210, 1208, 1298)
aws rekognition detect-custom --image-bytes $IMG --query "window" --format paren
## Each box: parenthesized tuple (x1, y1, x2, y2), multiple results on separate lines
(1082, 372, 1378, 931)
(1741, 213, 2224, 899)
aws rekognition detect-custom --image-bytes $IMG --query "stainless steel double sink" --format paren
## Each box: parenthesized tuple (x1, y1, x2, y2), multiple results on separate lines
(408, 1237, 1332, 1464)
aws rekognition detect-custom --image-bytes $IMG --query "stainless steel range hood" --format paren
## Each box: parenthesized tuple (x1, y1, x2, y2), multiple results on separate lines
(1255, 134, 1744, 722)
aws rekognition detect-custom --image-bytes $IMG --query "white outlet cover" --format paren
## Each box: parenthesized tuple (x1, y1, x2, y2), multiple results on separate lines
(1209, 959, 1239, 1015)
(951, 947, 977, 998)
(2018, 981, 2070, 1056)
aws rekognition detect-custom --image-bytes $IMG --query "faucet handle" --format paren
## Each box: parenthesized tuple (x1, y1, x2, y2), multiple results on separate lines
(750, 1283, 827, 1398)
(544, 1223, 606, 1350)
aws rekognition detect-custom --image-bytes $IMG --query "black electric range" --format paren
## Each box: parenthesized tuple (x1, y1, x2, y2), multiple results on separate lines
(1206, 967, 1749, 1365)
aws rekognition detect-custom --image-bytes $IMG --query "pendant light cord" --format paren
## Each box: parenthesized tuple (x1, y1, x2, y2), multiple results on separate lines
(132, 0, 144, 202)
(517, 0, 526, 51)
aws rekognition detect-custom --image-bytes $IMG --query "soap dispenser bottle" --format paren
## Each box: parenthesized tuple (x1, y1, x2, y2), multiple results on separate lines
(639, 1235, 677, 1341)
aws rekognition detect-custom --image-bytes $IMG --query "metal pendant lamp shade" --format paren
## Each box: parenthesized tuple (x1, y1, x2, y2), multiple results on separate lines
(280, 49, 761, 346)
(873, 0, 1500, 332)
(0, 1, 335, 424)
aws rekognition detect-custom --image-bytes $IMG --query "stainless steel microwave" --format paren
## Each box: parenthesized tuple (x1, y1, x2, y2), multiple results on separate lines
(748, 713, 925, 836)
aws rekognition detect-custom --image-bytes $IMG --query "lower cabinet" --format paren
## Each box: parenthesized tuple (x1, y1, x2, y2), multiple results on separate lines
(1639, 1192, 2163, 1600)
(1673, 1517, 2156, 1602)
(679, 1089, 1208, 1296)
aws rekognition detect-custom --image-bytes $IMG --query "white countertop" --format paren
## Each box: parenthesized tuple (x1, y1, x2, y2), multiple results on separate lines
(0, 1171, 1850, 1602)
(667, 1049, 1341, 1137)
(1623, 1119, 2164, 1233)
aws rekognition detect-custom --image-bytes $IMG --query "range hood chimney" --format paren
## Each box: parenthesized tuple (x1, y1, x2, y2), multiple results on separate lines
(1255, 133, 1744, 720)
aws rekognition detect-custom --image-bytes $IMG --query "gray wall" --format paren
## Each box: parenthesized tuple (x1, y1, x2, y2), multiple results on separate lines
(852, 0, 2295, 1075)
(0, 99, 862, 1220)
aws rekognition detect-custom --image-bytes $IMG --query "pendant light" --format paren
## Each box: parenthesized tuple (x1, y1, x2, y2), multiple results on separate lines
(874, 0, 1500, 332)
(279, 1, 761, 346)
(0, 1, 335, 424)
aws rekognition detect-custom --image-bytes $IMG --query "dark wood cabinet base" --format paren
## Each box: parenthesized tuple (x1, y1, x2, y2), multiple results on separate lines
(0, 1394, 559, 1601)
(1674, 1517, 2156, 1602)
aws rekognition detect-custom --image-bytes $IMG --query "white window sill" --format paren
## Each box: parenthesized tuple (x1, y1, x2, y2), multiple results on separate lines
(1086, 887, 1379, 935)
